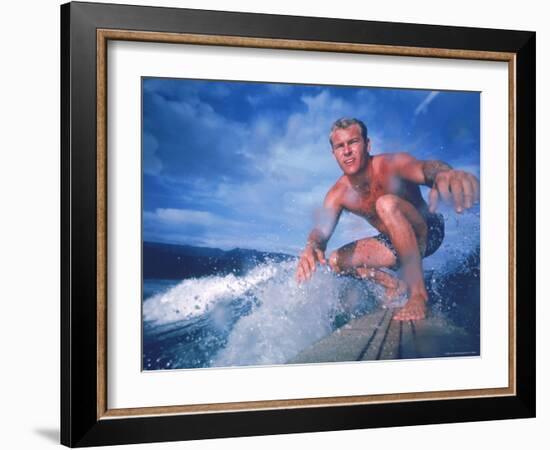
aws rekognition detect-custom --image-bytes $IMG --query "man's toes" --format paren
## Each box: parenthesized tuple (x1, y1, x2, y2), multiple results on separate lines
(393, 311, 408, 321)
(393, 303, 426, 321)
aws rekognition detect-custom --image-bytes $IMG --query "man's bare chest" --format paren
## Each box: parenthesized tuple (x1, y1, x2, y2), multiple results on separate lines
(341, 182, 388, 220)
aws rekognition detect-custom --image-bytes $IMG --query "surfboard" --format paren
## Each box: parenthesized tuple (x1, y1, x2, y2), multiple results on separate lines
(288, 308, 478, 364)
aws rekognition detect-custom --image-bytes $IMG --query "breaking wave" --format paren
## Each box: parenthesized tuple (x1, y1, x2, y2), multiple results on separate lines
(142, 210, 480, 370)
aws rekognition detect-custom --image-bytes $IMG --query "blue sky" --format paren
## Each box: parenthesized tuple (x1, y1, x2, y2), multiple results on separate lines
(142, 78, 480, 255)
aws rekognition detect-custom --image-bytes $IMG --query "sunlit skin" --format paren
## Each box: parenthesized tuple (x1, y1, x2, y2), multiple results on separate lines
(295, 123, 479, 321)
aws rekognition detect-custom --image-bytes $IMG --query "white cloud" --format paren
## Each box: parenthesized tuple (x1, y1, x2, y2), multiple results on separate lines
(210, 84, 231, 98)
(208, 89, 382, 252)
(146, 208, 241, 229)
(145, 87, 252, 181)
(143, 208, 301, 254)
(266, 84, 292, 96)
(246, 95, 261, 106)
(142, 132, 162, 175)
(145, 86, 392, 254)
(414, 91, 440, 116)
(246, 83, 293, 106)
(257, 89, 376, 181)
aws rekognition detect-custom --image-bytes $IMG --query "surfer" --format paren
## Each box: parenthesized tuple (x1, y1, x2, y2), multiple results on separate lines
(295, 118, 479, 321)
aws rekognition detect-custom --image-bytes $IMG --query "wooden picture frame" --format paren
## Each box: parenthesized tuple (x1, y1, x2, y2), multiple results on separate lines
(61, 1, 535, 447)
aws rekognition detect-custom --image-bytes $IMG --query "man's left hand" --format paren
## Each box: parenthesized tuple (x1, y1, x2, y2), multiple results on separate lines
(428, 170, 480, 213)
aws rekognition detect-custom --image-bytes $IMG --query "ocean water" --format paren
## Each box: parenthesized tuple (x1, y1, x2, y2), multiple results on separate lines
(142, 209, 480, 371)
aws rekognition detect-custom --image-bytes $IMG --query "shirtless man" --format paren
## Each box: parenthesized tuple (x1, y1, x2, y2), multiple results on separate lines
(295, 118, 479, 321)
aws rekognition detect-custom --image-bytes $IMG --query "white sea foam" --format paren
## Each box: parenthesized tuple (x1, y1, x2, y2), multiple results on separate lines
(210, 261, 352, 367)
(143, 263, 277, 325)
(143, 258, 360, 366)
(144, 209, 480, 368)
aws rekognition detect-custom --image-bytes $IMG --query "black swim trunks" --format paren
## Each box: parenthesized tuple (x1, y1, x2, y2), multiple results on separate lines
(373, 212, 445, 270)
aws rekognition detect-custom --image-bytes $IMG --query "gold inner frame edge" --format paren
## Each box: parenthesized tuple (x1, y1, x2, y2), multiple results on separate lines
(96, 29, 517, 420)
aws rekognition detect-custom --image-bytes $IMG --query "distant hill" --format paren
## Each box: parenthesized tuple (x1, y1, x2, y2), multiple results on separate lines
(143, 241, 294, 279)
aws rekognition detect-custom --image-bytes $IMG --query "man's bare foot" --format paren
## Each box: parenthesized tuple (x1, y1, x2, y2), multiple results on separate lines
(354, 267, 407, 304)
(384, 280, 407, 303)
(393, 293, 427, 321)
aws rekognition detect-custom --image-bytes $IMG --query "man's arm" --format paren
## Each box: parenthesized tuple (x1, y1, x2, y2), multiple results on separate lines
(296, 189, 342, 283)
(392, 152, 480, 213)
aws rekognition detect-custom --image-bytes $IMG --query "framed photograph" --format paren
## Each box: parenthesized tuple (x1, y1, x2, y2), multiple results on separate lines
(61, 1, 535, 447)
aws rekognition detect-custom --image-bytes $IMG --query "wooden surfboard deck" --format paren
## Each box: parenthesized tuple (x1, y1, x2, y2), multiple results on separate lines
(289, 309, 478, 364)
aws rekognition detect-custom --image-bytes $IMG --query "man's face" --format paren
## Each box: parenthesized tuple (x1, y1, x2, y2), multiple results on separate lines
(330, 124, 370, 176)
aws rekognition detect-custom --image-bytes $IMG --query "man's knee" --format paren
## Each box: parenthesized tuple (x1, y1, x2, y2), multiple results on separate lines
(328, 250, 341, 273)
(375, 194, 400, 217)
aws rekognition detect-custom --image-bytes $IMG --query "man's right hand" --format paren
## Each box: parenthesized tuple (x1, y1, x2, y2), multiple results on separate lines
(296, 245, 327, 283)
